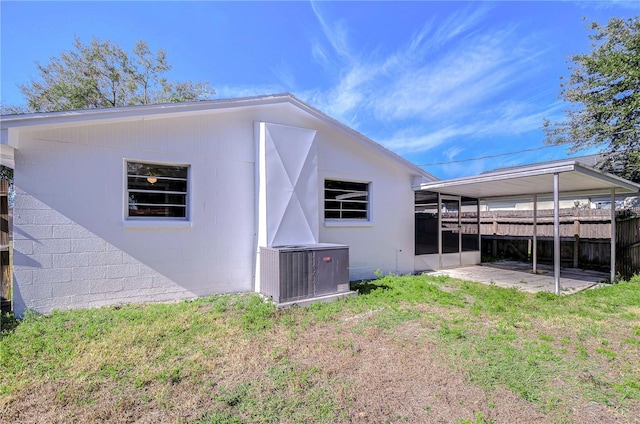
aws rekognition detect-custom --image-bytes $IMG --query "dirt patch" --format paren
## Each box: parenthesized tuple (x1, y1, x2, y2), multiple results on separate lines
(287, 320, 547, 423)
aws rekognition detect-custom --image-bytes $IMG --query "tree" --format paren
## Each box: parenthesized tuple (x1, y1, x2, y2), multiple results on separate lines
(544, 17, 640, 183)
(19, 37, 214, 112)
(0, 104, 27, 115)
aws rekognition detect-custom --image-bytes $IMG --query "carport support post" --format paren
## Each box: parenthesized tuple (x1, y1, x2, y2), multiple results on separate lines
(554, 173, 560, 295)
(438, 193, 442, 269)
(611, 188, 616, 283)
(533, 194, 538, 274)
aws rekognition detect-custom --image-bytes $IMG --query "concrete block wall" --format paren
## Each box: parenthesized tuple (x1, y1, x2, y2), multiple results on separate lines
(11, 111, 260, 316)
(13, 189, 198, 315)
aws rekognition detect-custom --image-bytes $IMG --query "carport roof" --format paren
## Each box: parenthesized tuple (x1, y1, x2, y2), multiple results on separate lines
(417, 159, 640, 200)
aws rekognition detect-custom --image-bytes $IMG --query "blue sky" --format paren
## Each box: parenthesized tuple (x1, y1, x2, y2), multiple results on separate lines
(1, 1, 639, 179)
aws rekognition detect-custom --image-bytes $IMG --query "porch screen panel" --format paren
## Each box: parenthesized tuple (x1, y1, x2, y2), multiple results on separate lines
(441, 199, 460, 254)
(461, 197, 479, 252)
(415, 191, 438, 255)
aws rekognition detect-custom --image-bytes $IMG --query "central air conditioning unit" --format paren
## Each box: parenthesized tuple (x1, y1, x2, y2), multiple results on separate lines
(260, 243, 351, 305)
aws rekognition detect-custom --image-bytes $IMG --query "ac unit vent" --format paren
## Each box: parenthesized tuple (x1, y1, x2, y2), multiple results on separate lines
(260, 244, 349, 304)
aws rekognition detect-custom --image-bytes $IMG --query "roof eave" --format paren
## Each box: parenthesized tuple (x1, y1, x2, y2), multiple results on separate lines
(0, 93, 296, 128)
(418, 160, 640, 199)
(0, 93, 435, 180)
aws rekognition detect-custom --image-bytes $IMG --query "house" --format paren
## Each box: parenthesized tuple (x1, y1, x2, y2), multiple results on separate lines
(2, 93, 638, 315)
(0, 94, 437, 315)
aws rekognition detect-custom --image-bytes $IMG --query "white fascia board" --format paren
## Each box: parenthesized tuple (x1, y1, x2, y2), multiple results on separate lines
(481, 189, 637, 203)
(0, 93, 295, 129)
(419, 160, 640, 200)
(419, 162, 578, 193)
(573, 164, 640, 194)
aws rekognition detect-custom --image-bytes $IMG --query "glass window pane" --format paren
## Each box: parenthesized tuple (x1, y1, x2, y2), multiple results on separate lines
(324, 189, 343, 200)
(129, 192, 186, 205)
(341, 201, 367, 211)
(325, 180, 367, 192)
(127, 162, 187, 179)
(128, 177, 187, 192)
(324, 201, 340, 210)
(129, 205, 186, 218)
(325, 210, 340, 219)
(342, 210, 367, 219)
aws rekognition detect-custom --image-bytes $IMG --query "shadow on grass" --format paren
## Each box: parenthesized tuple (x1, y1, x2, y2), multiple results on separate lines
(350, 280, 391, 295)
(1, 311, 20, 338)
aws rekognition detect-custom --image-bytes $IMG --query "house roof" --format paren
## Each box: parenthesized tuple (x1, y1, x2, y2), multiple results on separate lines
(483, 154, 605, 174)
(0, 93, 436, 181)
(418, 159, 640, 200)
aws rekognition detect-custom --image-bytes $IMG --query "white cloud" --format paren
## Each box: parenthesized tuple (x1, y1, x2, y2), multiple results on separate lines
(382, 126, 474, 152)
(380, 100, 563, 155)
(311, 41, 330, 68)
(310, 1, 354, 62)
(575, 0, 640, 11)
(218, 3, 563, 166)
(427, 4, 492, 49)
(269, 64, 297, 91)
(302, 4, 562, 159)
(444, 146, 465, 161)
(374, 23, 546, 122)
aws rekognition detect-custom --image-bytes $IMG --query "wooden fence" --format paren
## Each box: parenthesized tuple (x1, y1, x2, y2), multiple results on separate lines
(616, 213, 640, 278)
(479, 208, 640, 279)
(1, 179, 10, 312)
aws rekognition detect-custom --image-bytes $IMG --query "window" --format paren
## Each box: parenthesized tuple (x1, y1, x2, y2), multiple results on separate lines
(324, 180, 369, 220)
(126, 161, 189, 219)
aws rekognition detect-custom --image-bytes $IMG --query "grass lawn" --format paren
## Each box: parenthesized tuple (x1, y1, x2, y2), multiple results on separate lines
(1, 273, 639, 423)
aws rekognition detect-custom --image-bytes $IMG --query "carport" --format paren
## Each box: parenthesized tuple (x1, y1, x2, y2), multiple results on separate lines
(416, 160, 640, 294)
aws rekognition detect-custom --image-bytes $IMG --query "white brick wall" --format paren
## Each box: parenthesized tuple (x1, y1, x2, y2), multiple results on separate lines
(12, 191, 204, 315)
(11, 112, 259, 316)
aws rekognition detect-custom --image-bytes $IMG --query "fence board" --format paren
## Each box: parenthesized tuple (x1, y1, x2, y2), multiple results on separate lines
(480, 208, 640, 279)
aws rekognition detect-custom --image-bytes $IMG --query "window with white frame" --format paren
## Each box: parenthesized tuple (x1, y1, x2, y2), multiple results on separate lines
(126, 161, 189, 219)
(324, 180, 369, 220)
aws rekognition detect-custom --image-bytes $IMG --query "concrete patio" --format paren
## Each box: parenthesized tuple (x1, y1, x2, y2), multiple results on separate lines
(426, 260, 610, 294)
